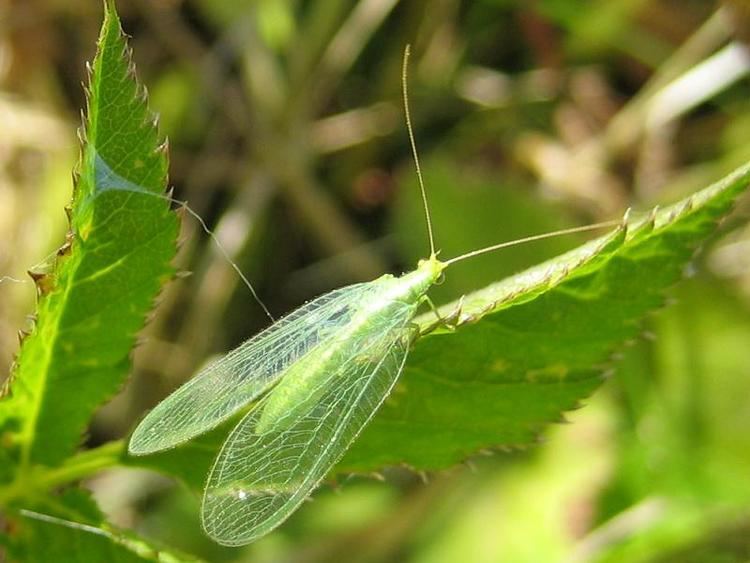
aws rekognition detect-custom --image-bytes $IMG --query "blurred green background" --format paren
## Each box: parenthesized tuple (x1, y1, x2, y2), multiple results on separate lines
(2, 0, 750, 561)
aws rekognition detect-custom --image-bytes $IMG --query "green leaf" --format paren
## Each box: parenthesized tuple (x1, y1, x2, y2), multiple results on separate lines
(123, 162, 750, 486)
(338, 161, 750, 472)
(0, 0, 179, 477)
(2, 489, 201, 562)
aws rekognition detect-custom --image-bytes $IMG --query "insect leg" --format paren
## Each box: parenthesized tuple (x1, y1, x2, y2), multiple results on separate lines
(417, 296, 458, 337)
(444, 295, 465, 329)
(424, 295, 465, 331)
(422, 296, 443, 321)
(408, 323, 421, 344)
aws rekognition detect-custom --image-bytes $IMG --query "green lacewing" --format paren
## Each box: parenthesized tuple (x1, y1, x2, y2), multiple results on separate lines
(128, 48, 618, 546)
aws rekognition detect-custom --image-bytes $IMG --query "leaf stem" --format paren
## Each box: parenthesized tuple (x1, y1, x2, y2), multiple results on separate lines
(39, 441, 124, 489)
(0, 441, 123, 506)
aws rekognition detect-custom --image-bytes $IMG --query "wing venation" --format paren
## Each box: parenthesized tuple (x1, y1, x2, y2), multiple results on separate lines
(201, 298, 415, 545)
(128, 283, 370, 455)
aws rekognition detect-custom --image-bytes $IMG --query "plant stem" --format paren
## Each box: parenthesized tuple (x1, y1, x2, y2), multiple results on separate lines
(0, 441, 123, 506)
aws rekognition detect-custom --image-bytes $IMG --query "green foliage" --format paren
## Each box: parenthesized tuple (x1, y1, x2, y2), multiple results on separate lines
(6, 489, 198, 562)
(0, 0, 178, 468)
(0, 1, 180, 559)
(344, 164, 750, 471)
(1, 0, 750, 559)
(122, 162, 750, 487)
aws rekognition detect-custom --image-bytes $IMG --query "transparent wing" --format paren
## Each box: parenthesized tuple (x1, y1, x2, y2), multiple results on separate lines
(128, 283, 370, 455)
(201, 301, 415, 546)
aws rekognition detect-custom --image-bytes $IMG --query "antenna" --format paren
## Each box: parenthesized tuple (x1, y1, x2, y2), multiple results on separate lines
(402, 45, 436, 257)
(92, 153, 275, 322)
(176, 202, 275, 322)
(19, 509, 113, 538)
(444, 220, 623, 266)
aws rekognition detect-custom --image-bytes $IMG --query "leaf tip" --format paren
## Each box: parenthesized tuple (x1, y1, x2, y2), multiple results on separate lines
(102, 0, 119, 22)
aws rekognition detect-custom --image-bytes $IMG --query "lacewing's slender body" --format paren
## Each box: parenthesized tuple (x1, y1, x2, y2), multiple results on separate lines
(129, 257, 446, 544)
(128, 48, 617, 546)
